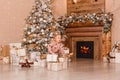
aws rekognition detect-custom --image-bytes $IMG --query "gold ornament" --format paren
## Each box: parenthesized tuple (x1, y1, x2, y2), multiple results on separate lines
(40, 54, 46, 59)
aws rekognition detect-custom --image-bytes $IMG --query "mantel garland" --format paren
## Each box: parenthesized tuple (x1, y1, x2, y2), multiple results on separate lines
(57, 13, 113, 33)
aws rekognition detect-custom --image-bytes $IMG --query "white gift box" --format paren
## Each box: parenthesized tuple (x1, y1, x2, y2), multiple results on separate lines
(34, 61, 40, 66)
(110, 59, 115, 63)
(3, 57, 9, 64)
(47, 62, 63, 71)
(51, 62, 63, 71)
(46, 54, 58, 62)
(39, 59, 46, 67)
(62, 61, 68, 69)
(10, 49, 17, 55)
(115, 53, 120, 63)
(59, 58, 65, 62)
(9, 43, 21, 49)
(30, 52, 40, 61)
(47, 62, 52, 70)
(62, 58, 68, 69)
(11, 55, 20, 65)
(17, 49, 26, 56)
(30, 52, 37, 61)
(47, 61, 68, 71)
(33, 59, 46, 67)
(64, 48, 69, 54)
(10, 49, 20, 65)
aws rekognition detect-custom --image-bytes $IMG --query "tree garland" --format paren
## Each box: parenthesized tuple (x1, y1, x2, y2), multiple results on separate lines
(57, 13, 113, 33)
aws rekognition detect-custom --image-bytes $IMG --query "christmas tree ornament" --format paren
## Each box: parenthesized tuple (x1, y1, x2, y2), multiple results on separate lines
(27, 32, 31, 35)
(23, 38, 27, 41)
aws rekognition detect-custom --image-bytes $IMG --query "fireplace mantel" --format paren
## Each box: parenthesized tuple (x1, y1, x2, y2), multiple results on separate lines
(65, 23, 111, 61)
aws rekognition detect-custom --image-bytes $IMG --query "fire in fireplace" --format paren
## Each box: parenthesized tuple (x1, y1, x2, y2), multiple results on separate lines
(76, 41, 94, 59)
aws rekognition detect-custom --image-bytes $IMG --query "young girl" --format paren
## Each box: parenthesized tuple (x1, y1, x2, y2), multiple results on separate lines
(48, 33, 65, 55)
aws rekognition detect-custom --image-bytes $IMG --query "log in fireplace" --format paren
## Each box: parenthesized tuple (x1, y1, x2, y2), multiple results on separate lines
(76, 41, 94, 59)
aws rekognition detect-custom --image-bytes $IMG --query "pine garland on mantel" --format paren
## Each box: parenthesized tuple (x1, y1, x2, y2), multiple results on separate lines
(57, 13, 113, 33)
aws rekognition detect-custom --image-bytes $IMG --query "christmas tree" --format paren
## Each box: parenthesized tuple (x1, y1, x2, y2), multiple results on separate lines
(22, 0, 65, 54)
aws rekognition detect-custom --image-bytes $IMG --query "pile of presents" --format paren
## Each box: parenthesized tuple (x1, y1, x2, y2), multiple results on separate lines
(0, 43, 73, 71)
(103, 42, 120, 63)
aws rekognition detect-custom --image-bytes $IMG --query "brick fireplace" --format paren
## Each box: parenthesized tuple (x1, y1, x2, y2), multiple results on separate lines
(65, 22, 111, 61)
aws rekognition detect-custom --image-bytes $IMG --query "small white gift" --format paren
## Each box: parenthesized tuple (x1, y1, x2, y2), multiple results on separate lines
(59, 58, 65, 62)
(64, 47, 69, 54)
(30, 52, 37, 61)
(10, 48, 20, 65)
(62, 61, 68, 69)
(33, 61, 40, 66)
(3, 57, 9, 64)
(9, 43, 21, 49)
(17, 49, 26, 56)
(11, 55, 20, 65)
(51, 62, 63, 71)
(10, 48, 17, 55)
(33, 59, 46, 67)
(115, 53, 120, 63)
(39, 59, 46, 67)
(47, 62, 63, 71)
(46, 54, 58, 62)
(47, 62, 52, 70)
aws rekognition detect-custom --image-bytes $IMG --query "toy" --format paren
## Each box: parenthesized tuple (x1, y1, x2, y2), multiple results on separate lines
(19, 59, 33, 68)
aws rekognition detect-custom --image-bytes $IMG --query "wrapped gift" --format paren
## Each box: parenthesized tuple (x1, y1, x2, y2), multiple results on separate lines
(30, 52, 37, 61)
(59, 58, 65, 62)
(62, 61, 68, 69)
(1, 45, 10, 63)
(40, 54, 46, 59)
(0, 56, 10, 64)
(11, 54, 20, 65)
(9, 43, 21, 49)
(64, 47, 69, 54)
(47, 62, 52, 70)
(19, 56, 26, 63)
(3, 56, 9, 64)
(17, 48, 26, 56)
(47, 62, 64, 71)
(33, 61, 40, 66)
(115, 53, 120, 63)
(59, 57, 68, 69)
(0, 45, 3, 56)
(39, 59, 46, 67)
(46, 54, 58, 62)
(30, 52, 40, 61)
(10, 47, 20, 65)
(2, 45, 10, 57)
(33, 59, 46, 67)
(51, 62, 63, 71)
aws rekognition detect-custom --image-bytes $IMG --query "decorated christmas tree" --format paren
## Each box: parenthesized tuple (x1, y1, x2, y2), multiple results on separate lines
(22, 0, 65, 54)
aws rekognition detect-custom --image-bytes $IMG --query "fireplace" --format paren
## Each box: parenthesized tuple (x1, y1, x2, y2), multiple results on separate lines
(65, 22, 111, 61)
(76, 41, 94, 59)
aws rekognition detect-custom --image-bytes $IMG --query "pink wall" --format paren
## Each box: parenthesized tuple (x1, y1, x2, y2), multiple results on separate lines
(105, 0, 120, 45)
(0, 0, 34, 45)
(0, 0, 66, 45)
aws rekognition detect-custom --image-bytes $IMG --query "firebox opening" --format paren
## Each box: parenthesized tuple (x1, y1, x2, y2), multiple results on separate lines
(76, 41, 94, 59)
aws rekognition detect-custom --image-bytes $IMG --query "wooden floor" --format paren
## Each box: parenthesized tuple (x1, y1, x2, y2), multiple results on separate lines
(0, 59, 120, 80)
